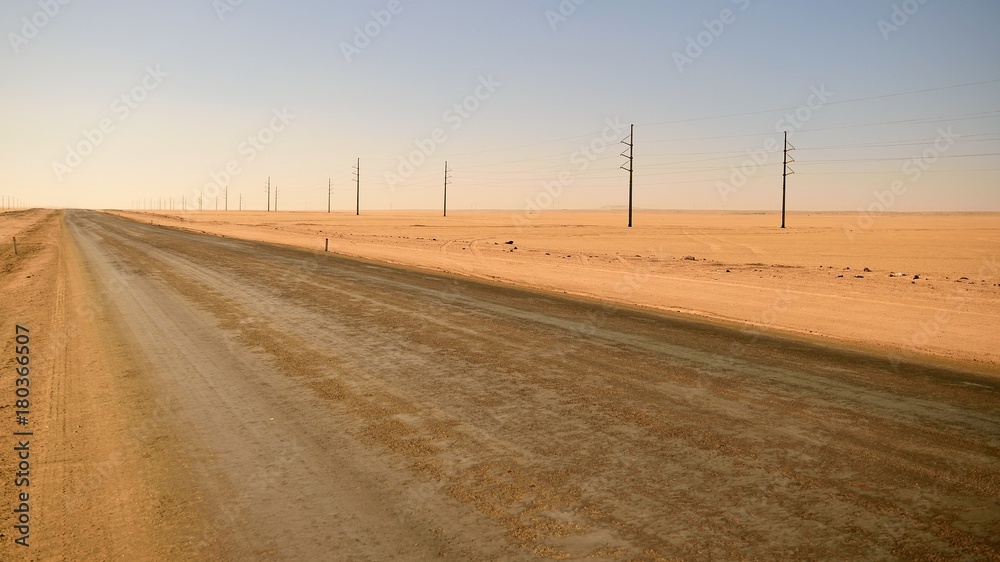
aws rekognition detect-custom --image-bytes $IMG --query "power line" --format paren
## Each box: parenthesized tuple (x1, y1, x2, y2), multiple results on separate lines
(638, 78, 1000, 128)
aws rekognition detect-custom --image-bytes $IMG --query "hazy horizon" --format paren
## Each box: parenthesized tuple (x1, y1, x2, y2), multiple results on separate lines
(2, 1, 998, 213)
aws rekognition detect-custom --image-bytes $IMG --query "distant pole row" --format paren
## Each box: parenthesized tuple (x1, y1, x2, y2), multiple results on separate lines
(1, 196, 25, 209)
(124, 137, 796, 229)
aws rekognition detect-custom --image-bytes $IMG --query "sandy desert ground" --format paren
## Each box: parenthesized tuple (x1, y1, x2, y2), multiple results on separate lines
(1, 208, 999, 560)
(115, 209, 1000, 371)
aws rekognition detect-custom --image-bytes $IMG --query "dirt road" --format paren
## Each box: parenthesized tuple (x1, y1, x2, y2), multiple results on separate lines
(4, 209, 1000, 560)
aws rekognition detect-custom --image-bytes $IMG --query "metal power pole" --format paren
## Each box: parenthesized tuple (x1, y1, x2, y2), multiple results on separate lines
(781, 131, 795, 229)
(443, 161, 451, 217)
(224, 186, 228, 211)
(328, 178, 332, 213)
(621, 124, 635, 228)
(239, 193, 243, 211)
(266, 177, 271, 212)
(274, 185, 278, 212)
(353, 158, 360, 216)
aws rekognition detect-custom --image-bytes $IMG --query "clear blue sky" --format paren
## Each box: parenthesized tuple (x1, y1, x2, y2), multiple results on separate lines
(2, 0, 998, 211)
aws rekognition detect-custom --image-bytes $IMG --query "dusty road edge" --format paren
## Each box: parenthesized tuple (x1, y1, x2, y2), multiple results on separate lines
(1, 210, 213, 560)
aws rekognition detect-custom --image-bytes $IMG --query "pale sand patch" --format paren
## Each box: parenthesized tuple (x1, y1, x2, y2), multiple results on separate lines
(112, 210, 1000, 371)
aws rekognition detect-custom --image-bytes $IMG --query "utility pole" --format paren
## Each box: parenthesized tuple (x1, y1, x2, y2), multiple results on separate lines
(328, 179, 332, 213)
(443, 161, 451, 217)
(621, 124, 634, 228)
(266, 177, 271, 212)
(353, 158, 360, 216)
(240, 193, 243, 211)
(199, 195, 203, 211)
(274, 185, 278, 212)
(224, 186, 228, 211)
(781, 131, 795, 229)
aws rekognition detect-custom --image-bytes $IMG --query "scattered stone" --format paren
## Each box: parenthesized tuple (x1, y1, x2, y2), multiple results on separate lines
(836, 275, 844, 278)
(864, 267, 872, 272)
(726, 269, 731, 273)
(504, 240, 514, 245)
(683, 256, 696, 261)
(855, 275, 865, 279)
(889, 272, 908, 278)
(913, 275, 920, 280)
(844, 267, 850, 270)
